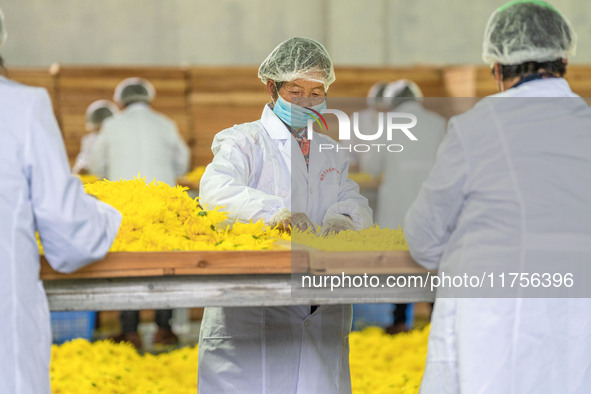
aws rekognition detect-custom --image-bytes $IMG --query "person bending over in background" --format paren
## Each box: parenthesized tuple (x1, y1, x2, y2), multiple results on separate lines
(72, 99, 119, 174)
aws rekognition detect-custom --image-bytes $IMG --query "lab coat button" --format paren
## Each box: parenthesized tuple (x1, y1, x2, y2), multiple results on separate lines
(304, 320, 311, 328)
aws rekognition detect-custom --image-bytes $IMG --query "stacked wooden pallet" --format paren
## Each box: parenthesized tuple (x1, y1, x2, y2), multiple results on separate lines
(331, 66, 447, 98)
(188, 67, 268, 166)
(444, 64, 591, 98)
(6, 66, 58, 111)
(7, 64, 591, 168)
(54, 66, 193, 164)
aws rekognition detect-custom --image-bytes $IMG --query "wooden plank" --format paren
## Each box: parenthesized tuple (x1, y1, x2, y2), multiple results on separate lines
(6, 67, 55, 91)
(45, 275, 435, 311)
(188, 66, 262, 92)
(566, 66, 591, 98)
(40, 249, 308, 280)
(442, 65, 477, 97)
(475, 66, 498, 97)
(331, 66, 447, 97)
(310, 250, 427, 275)
(57, 65, 187, 80)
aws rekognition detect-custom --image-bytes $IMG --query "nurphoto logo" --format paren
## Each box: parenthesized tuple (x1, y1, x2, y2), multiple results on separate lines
(306, 108, 418, 153)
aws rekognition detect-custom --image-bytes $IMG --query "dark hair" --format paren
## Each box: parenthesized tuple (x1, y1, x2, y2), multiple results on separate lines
(391, 86, 417, 108)
(0, 55, 5, 76)
(494, 58, 566, 81)
(120, 84, 151, 106)
(88, 107, 115, 125)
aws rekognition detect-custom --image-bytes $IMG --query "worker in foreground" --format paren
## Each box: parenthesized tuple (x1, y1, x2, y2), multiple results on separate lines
(198, 37, 372, 393)
(0, 8, 121, 393)
(404, 1, 591, 392)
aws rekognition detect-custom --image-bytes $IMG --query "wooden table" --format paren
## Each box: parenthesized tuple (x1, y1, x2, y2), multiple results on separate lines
(43, 248, 435, 311)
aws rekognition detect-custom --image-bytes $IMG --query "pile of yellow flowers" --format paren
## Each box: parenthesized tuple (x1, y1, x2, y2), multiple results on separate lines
(183, 166, 207, 185)
(50, 325, 429, 393)
(84, 178, 289, 251)
(293, 225, 408, 251)
(350, 326, 429, 393)
(348, 171, 377, 184)
(50, 340, 198, 394)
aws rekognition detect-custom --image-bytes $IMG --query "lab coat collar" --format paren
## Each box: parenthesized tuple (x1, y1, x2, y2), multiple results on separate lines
(125, 102, 151, 111)
(260, 104, 312, 177)
(261, 104, 292, 140)
(492, 77, 578, 98)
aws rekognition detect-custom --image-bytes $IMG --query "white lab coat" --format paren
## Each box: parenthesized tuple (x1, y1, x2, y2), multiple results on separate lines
(359, 101, 446, 228)
(0, 77, 121, 394)
(72, 131, 97, 174)
(405, 78, 591, 393)
(89, 103, 190, 185)
(198, 104, 372, 394)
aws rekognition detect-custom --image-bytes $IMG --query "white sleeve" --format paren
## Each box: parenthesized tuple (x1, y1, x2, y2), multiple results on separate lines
(322, 153, 373, 229)
(88, 128, 108, 178)
(199, 131, 285, 224)
(71, 133, 92, 174)
(172, 124, 190, 176)
(25, 90, 122, 273)
(404, 119, 469, 270)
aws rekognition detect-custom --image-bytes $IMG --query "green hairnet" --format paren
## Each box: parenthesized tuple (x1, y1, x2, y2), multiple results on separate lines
(482, 0, 577, 66)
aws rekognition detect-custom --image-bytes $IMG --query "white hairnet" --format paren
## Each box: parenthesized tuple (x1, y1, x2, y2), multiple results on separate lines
(383, 80, 423, 99)
(368, 80, 423, 110)
(482, 0, 577, 66)
(0, 8, 7, 48)
(258, 37, 335, 90)
(113, 77, 156, 106)
(366, 82, 387, 108)
(85, 100, 119, 131)
(367, 82, 387, 99)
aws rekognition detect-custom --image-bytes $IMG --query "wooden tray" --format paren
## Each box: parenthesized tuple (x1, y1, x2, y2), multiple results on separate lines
(41, 249, 308, 280)
(309, 250, 428, 274)
(40, 246, 426, 280)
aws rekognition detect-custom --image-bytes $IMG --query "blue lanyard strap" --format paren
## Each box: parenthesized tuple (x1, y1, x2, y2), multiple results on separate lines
(511, 72, 557, 89)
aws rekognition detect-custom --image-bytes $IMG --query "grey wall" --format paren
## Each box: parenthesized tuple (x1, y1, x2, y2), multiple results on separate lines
(1, 0, 589, 67)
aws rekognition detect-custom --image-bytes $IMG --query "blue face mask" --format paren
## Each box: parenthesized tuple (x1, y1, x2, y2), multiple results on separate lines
(272, 95, 327, 129)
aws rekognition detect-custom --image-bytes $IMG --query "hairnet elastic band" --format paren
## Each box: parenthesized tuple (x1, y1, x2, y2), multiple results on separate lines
(497, 0, 558, 13)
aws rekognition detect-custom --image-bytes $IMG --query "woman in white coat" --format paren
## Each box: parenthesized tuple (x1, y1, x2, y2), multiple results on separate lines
(405, 2, 591, 393)
(198, 37, 372, 393)
(0, 9, 121, 393)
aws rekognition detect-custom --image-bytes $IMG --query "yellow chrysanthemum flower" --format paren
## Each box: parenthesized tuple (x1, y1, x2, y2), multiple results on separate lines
(184, 166, 207, 185)
(293, 225, 408, 251)
(83, 177, 289, 251)
(50, 325, 429, 393)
